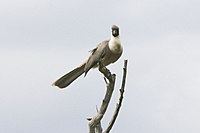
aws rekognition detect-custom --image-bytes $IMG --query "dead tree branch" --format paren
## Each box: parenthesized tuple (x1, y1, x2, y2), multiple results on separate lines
(103, 60, 128, 133)
(88, 60, 128, 133)
(88, 62, 116, 133)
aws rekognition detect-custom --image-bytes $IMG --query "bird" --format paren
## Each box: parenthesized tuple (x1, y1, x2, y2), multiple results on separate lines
(53, 25, 123, 88)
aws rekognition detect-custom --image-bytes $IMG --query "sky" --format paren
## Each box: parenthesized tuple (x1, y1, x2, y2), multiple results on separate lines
(1, 0, 200, 133)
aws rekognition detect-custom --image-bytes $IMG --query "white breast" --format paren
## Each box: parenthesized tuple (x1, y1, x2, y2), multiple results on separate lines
(108, 36, 123, 54)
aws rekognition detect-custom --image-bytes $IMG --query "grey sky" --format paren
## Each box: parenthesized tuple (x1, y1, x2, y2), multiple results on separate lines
(1, 0, 200, 133)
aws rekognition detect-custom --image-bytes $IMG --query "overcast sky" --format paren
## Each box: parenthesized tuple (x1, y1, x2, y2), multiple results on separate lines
(1, 0, 200, 133)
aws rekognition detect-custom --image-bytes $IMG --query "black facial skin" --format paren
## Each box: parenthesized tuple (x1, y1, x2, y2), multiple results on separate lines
(112, 29, 119, 37)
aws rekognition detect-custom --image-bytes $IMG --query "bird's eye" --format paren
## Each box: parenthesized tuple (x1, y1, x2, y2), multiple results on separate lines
(112, 29, 119, 37)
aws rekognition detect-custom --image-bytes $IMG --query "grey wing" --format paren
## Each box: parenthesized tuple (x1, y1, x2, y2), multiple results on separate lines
(84, 41, 107, 75)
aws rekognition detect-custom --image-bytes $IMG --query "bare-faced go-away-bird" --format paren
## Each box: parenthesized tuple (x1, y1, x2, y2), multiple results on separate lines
(53, 25, 123, 88)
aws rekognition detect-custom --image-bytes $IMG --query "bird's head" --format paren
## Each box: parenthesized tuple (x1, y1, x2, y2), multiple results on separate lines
(111, 25, 119, 37)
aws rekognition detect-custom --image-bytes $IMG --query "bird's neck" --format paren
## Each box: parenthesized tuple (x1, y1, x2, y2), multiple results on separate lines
(108, 36, 123, 54)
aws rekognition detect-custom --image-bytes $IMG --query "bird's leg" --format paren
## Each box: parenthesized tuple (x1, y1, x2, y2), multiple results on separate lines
(98, 61, 112, 81)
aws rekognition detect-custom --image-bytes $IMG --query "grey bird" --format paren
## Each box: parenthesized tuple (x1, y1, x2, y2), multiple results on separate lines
(53, 25, 123, 88)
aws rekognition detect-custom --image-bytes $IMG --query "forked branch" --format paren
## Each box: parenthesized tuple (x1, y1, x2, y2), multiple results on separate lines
(88, 60, 128, 133)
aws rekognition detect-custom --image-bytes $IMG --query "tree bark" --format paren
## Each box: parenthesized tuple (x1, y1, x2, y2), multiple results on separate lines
(88, 60, 128, 133)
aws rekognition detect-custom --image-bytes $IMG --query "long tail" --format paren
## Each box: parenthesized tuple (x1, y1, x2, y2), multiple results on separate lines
(53, 63, 85, 88)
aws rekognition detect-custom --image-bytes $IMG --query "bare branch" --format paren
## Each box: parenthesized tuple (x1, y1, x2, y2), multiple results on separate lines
(95, 122, 103, 133)
(88, 60, 128, 133)
(95, 106, 103, 133)
(88, 62, 116, 133)
(103, 60, 128, 133)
